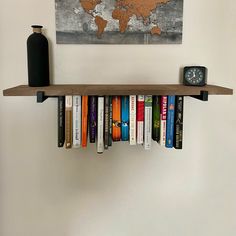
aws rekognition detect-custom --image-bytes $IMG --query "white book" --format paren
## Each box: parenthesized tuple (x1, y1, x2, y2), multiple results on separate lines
(97, 97, 104, 154)
(144, 95, 152, 150)
(73, 96, 81, 148)
(65, 95, 73, 149)
(129, 95, 136, 145)
(160, 96, 168, 146)
(137, 95, 144, 144)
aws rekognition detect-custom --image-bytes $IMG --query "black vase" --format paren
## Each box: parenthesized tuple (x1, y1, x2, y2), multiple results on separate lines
(27, 25, 50, 87)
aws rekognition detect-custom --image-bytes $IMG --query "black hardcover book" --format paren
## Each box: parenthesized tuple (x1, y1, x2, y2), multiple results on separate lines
(152, 95, 160, 142)
(58, 96, 65, 147)
(108, 96, 113, 146)
(89, 96, 97, 143)
(104, 96, 110, 149)
(174, 96, 184, 149)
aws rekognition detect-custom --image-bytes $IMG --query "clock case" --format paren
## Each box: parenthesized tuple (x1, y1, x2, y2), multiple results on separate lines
(183, 66, 207, 86)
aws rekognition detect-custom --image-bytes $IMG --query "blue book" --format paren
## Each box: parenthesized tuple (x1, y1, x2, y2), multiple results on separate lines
(166, 96, 175, 148)
(121, 96, 129, 141)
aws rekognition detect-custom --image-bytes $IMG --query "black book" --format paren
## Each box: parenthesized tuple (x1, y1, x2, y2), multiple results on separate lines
(89, 96, 97, 143)
(58, 96, 65, 147)
(108, 96, 113, 146)
(174, 96, 184, 149)
(152, 95, 160, 142)
(104, 96, 110, 149)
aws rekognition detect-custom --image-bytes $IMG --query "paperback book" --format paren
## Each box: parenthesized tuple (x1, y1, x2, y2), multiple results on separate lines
(174, 96, 184, 149)
(166, 95, 175, 148)
(144, 95, 152, 150)
(58, 96, 65, 147)
(73, 96, 81, 148)
(152, 95, 160, 142)
(89, 96, 97, 143)
(65, 95, 73, 148)
(108, 96, 113, 146)
(129, 95, 136, 145)
(160, 96, 167, 146)
(104, 96, 110, 149)
(137, 95, 144, 144)
(112, 96, 121, 141)
(81, 96, 88, 148)
(121, 96, 129, 141)
(97, 97, 104, 154)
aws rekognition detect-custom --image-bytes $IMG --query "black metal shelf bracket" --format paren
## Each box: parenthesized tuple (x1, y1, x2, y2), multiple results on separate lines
(190, 90, 208, 101)
(36, 91, 209, 102)
(37, 91, 49, 103)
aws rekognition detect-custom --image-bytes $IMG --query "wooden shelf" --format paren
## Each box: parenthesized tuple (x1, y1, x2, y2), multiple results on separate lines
(3, 84, 233, 96)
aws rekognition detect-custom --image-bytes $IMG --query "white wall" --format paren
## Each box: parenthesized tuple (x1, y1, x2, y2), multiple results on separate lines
(0, 0, 236, 236)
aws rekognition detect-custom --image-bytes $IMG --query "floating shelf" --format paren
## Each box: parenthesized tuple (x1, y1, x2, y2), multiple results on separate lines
(3, 84, 233, 96)
(2, 84, 233, 151)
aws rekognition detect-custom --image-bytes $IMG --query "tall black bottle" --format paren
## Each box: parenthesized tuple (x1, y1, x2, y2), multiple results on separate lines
(27, 25, 50, 87)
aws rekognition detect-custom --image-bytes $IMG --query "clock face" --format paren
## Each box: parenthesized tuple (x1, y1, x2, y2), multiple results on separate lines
(185, 67, 204, 85)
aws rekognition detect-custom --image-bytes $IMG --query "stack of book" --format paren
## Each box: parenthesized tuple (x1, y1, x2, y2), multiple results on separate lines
(58, 95, 184, 153)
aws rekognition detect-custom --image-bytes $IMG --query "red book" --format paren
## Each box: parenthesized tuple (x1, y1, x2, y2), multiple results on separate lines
(82, 96, 88, 148)
(137, 95, 144, 144)
(160, 96, 168, 146)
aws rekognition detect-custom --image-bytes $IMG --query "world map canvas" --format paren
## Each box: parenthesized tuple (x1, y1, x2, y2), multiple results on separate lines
(55, 0, 183, 44)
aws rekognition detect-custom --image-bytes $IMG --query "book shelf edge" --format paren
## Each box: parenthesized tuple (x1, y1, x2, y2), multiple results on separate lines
(3, 84, 233, 96)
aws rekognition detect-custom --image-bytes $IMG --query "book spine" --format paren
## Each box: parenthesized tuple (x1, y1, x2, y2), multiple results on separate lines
(121, 96, 129, 141)
(104, 96, 110, 149)
(58, 96, 65, 147)
(152, 95, 161, 142)
(89, 96, 97, 143)
(97, 97, 104, 154)
(112, 96, 121, 141)
(160, 96, 167, 146)
(129, 95, 136, 145)
(108, 96, 113, 146)
(144, 95, 152, 150)
(174, 96, 184, 149)
(166, 95, 175, 148)
(81, 96, 88, 148)
(73, 96, 81, 148)
(65, 95, 73, 149)
(137, 95, 144, 144)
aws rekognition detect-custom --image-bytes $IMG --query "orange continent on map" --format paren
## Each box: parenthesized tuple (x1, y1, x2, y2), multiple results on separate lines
(151, 26, 161, 35)
(95, 16, 108, 37)
(112, 0, 169, 33)
(80, 0, 102, 14)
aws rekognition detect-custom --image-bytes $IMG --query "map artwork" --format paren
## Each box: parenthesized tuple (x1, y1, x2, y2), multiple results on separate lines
(55, 0, 183, 44)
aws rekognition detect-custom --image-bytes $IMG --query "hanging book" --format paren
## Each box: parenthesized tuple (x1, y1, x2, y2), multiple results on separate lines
(89, 96, 97, 143)
(160, 96, 167, 146)
(73, 96, 82, 148)
(174, 96, 184, 149)
(81, 96, 88, 148)
(152, 95, 161, 142)
(137, 95, 144, 144)
(166, 95, 175, 148)
(108, 96, 113, 146)
(144, 95, 152, 150)
(65, 95, 73, 148)
(97, 97, 104, 154)
(112, 96, 121, 141)
(129, 95, 136, 145)
(58, 96, 65, 147)
(121, 96, 129, 141)
(104, 96, 110, 149)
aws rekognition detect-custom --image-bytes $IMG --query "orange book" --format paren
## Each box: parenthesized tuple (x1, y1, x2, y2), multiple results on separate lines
(81, 95, 88, 147)
(112, 96, 121, 141)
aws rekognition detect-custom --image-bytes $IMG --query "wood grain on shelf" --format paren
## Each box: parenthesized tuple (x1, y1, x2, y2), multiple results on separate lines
(3, 84, 233, 96)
